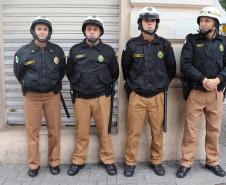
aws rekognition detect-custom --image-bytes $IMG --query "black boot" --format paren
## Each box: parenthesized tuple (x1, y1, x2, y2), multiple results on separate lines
(205, 165, 226, 177)
(176, 165, 191, 178)
(124, 164, 136, 177)
(102, 163, 117, 175)
(28, 166, 40, 177)
(150, 163, 165, 176)
(67, 163, 85, 176)
(49, 165, 60, 175)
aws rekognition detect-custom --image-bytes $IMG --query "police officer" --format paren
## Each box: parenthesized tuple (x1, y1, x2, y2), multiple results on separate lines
(14, 16, 66, 177)
(122, 7, 176, 177)
(177, 7, 226, 178)
(66, 16, 119, 176)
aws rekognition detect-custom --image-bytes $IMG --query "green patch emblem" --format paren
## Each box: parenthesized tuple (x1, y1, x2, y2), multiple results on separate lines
(219, 44, 224, 52)
(98, 55, 104, 62)
(15, 56, 19, 64)
(158, 51, 164, 59)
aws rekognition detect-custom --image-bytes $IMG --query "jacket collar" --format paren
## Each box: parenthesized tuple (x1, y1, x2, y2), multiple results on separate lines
(137, 34, 162, 45)
(29, 40, 54, 54)
(197, 32, 222, 42)
(81, 39, 104, 51)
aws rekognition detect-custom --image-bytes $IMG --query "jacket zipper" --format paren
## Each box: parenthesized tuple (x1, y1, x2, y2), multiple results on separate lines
(42, 48, 46, 84)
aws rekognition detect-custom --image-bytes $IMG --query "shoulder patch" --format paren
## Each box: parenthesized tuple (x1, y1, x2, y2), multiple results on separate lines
(219, 44, 224, 52)
(15, 56, 19, 64)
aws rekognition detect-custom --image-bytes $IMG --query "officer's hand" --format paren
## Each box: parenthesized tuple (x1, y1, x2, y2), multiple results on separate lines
(202, 77, 208, 84)
(203, 78, 220, 91)
(202, 78, 212, 91)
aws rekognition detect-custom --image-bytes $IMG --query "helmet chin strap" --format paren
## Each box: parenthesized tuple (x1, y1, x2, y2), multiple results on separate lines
(139, 21, 158, 35)
(199, 20, 217, 34)
(86, 32, 101, 43)
(198, 27, 217, 40)
(36, 37, 48, 42)
(198, 28, 212, 34)
(142, 29, 156, 35)
(33, 31, 48, 43)
(87, 37, 99, 43)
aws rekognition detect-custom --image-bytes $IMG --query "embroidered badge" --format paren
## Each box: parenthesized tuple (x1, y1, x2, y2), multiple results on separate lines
(157, 51, 164, 59)
(54, 57, 59, 64)
(24, 60, 35, 65)
(132, 54, 144, 58)
(219, 44, 224, 52)
(98, 54, 104, 62)
(196, 43, 204, 48)
(75, 54, 86, 59)
(15, 56, 19, 64)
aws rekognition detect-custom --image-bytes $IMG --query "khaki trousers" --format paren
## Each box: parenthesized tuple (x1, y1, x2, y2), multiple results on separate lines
(71, 95, 115, 164)
(24, 91, 61, 169)
(124, 92, 164, 165)
(181, 89, 223, 167)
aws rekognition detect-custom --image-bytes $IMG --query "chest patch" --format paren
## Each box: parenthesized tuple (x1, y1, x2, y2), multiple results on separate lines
(24, 60, 35, 65)
(157, 51, 164, 59)
(54, 57, 59, 64)
(75, 54, 86, 60)
(196, 43, 204, 48)
(219, 44, 224, 52)
(98, 54, 104, 62)
(133, 54, 144, 58)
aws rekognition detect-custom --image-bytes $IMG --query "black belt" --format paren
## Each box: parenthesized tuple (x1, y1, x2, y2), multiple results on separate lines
(75, 91, 105, 99)
(135, 91, 159, 98)
(27, 89, 53, 93)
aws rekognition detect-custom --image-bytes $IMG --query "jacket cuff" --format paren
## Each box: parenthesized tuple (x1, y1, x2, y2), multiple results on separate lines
(217, 75, 224, 83)
(199, 74, 205, 83)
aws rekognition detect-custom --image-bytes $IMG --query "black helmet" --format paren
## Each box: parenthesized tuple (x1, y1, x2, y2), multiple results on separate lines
(137, 7, 160, 34)
(30, 16, 52, 42)
(82, 15, 104, 36)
